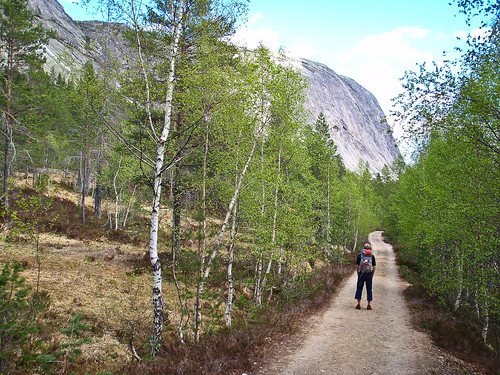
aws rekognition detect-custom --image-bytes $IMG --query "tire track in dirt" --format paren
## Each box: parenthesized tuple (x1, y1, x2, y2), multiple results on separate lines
(255, 231, 463, 375)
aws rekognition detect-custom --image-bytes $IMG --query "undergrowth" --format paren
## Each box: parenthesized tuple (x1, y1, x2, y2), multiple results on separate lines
(6, 185, 148, 245)
(386, 235, 500, 375)
(120, 261, 354, 375)
(0, 179, 357, 374)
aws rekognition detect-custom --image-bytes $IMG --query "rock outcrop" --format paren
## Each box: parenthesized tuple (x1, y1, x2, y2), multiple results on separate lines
(294, 58, 399, 173)
(28, 0, 130, 77)
(28, 0, 399, 174)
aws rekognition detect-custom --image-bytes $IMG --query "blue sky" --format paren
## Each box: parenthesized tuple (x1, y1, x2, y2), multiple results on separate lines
(60, 0, 483, 134)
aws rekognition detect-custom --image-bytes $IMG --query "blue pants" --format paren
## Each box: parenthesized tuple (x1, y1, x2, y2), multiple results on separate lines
(355, 272, 373, 301)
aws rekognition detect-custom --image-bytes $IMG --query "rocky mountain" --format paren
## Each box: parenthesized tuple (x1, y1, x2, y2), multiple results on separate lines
(28, 0, 399, 174)
(294, 58, 399, 173)
(28, 0, 130, 78)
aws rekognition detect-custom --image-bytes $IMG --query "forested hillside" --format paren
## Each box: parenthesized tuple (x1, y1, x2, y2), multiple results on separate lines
(0, 0, 392, 373)
(383, 0, 500, 369)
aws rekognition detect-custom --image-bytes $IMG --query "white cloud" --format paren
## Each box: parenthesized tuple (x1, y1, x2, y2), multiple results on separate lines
(339, 26, 434, 64)
(333, 26, 440, 120)
(231, 13, 281, 50)
(231, 26, 281, 50)
(248, 13, 265, 25)
(232, 19, 320, 61)
(455, 26, 490, 40)
(282, 37, 318, 59)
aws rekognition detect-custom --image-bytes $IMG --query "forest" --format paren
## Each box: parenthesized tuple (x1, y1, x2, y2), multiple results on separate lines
(0, 0, 498, 374)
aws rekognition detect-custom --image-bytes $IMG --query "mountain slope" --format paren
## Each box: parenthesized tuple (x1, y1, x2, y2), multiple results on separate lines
(295, 58, 399, 173)
(29, 0, 399, 174)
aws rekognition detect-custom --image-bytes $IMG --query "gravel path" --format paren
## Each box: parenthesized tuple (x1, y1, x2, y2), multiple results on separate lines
(254, 231, 477, 375)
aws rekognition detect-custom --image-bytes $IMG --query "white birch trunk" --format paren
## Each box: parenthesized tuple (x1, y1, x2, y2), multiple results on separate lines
(195, 126, 263, 335)
(225, 201, 238, 326)
(257, 251, 274, 305)
(482, 302, 489, 344)
(122, 185, 136, 228)
(144, 0, 185, 354)
(352, 198, 362, 252)
(255, 256, 263, 304)
(326, 168, 331, 254)
(193, 122, 210, 342)
(260, 140, 265, 216)
(225, 127, 241, 327)
(257, 138, 282, 306)
(454, 246, 463, 311)
(277, 246, 283, 275)
(113, 158, 122, 230)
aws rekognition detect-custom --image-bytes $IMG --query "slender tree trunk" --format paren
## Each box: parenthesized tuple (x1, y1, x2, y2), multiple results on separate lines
(225, 201, 238, 326)
(196, 125, 264, 336)
(454, 244, 463, 311)
(171, 135, 182, 259)
(113, 158, 122, 230)
(1, 46, 15, 212)
(257, 137, 282, 306)
(171, 237, 186, 343)
(352, 197, 362, 252)
(257, 251, 275, 305)
(2, 112, 10, 212)
(170, 113, 186, 340)
(255, 137, 267, 305)
(260, 139, 265, 216)
(254, 255, 263, 302)
(77, 150, 82, 191)
(224, 130, 242, 326)
(140, 0, 185, 354)
(122, 185, 137, 228)
(482, 301, 489, 344)
(81, 152, 87, 225)
(194, 122, 210, 341)
(94, 130, 104, 218)
(326, 167, 331, 255)
(277, 246, 283, 275)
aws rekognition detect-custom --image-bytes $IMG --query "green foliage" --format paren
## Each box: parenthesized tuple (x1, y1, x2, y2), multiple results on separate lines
(1, 0, 392, 368)
(37, 313, 92, 374)
(389, 1, 500, 351)
(0, 0, 54, 69)
(9, 188, 56, 240)
(0, 262, 47, 373)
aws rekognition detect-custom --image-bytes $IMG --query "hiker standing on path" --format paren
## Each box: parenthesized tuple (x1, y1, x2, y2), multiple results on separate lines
(355, 242, 376, 310)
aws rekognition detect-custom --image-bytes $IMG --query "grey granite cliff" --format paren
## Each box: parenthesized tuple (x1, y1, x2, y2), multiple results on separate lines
(28, 0, 399, 174)
(295, 58, 399, 173)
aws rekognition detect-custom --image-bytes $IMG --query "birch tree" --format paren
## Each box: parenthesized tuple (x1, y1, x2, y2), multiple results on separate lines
(100, 0, 247, 350)
(386, 0, 500, 348)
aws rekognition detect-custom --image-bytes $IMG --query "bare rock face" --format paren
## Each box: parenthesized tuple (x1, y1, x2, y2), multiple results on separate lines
(294, 58, 399, 173)
(29, 0, 399, 174)
(28, 0, 87, 75)
(28, 0, 130, 78)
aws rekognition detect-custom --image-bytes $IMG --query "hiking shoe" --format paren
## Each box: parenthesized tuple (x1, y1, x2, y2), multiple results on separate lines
(367, 305, 372, 310)
(355, 304, 361, 310)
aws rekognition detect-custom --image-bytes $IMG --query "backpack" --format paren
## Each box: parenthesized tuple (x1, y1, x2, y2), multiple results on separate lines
(359, 249, 373, 273)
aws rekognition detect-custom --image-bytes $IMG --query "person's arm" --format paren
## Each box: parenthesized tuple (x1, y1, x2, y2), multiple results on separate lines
(372, 255, 376, 276)
(372, 266, 376, 276)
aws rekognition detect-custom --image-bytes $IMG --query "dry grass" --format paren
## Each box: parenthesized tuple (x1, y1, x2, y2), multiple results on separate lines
(1, 232, 152, 373)
(0, 177, 355, 374)
(121, 261, 354, 375)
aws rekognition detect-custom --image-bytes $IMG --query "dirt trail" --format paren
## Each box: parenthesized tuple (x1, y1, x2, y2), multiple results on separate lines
(255, 231, 467, 375)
